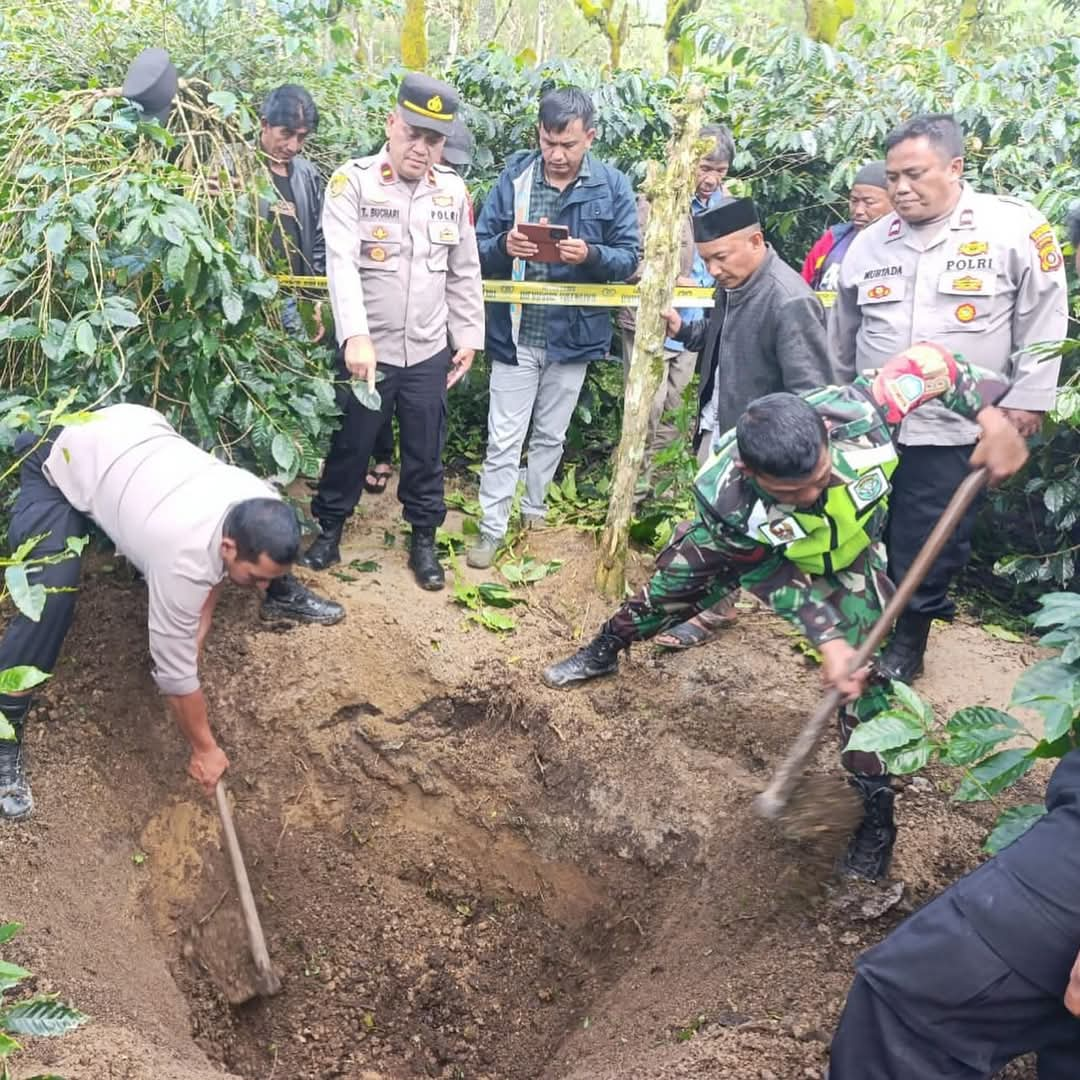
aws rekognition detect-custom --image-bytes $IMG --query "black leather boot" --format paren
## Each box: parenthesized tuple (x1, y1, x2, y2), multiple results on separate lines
(0, 720, 33, 822)
(409, 526, 444, 591)
(542, 633, 625, 689)
(843, 774, 896, 881)
(876, 612, 933, 684)
(261, 573, 345, 625)
(298, 521, 343, 571)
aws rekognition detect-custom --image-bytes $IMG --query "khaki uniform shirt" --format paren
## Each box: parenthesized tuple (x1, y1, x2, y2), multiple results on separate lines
(829, 183, 1068, 444)
(44, 404, 276, 697)
(322, 148, 485, 364)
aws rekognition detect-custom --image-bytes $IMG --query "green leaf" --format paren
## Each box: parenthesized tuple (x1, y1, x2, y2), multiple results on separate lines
(207, 90, 238, 117)
(64, 535, 89, 556)
(166, 243, 190, 280)
(0, 961, 31, 993)
(102, 303, 140, 329)
(44, 221, 70, 256)
(0, 717, 13, 741)
(0, 924, 21, 947)
(351, 382, 382, 412)
(4, 566, 46, 622)
(983, 803, 1047, 855)
(888, 680, 933, 724)
(982, 623, 1024, 643)
(74, 321, 95, 357)
(882, 737, 936, 775)
(477, 582, 526, 608)
(348, 560, 380, 573)
(1, 997, 89, 1037)
(474, 608, 515, 632)
(843, 710, 926, 754)
(221, 292, 244, 325)
(1011, 657, 1079, 706)
(0, 1030, 21, 1056)
(0, 667, 50, 694)
(953, 748, 1036, 802)
(271, 432, 297, 474)
(940, 707, 1024, 767)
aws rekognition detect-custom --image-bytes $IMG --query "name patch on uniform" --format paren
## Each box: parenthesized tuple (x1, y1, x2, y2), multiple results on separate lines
(356, 205, 399, 219)
(848, 467, 888, 512)
(329, 172, 349, 198)
(955, 303, 976, 323)
(759, 516, 808, 547)
(864, 265, 903, 280)
(1030, 223, 1063, 272)
(957, 240, 988, 256)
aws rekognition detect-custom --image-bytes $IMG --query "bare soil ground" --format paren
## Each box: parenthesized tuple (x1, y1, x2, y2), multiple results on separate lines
(0, 478, 1050, 1080)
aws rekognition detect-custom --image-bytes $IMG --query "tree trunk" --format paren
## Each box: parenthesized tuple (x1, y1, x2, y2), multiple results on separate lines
(595, 83, 706, 598)
(401, 0, 428, 69)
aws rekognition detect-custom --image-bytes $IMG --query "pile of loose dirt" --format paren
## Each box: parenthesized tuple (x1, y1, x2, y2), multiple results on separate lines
(0, 481, 1048, 1079)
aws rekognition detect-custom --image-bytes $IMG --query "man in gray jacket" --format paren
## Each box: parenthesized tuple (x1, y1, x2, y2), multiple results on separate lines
(658, 196, 842, 648)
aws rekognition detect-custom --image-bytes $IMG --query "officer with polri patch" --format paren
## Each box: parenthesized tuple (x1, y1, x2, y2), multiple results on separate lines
(829, 113, 1067, 686)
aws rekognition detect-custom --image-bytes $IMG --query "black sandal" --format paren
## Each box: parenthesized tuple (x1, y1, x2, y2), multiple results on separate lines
(364, 464, 392, 494)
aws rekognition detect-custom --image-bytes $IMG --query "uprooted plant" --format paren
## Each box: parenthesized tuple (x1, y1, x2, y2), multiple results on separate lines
(844, 592, 1080, 855)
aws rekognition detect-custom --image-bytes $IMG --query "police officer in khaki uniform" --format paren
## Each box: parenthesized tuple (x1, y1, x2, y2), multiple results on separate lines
(299, 74, 485, 589)
(830, 113, 1067, 681)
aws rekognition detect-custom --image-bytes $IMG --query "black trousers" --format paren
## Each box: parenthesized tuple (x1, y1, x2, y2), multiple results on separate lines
(0, 434, 89, 682)
(830, 751, 1080, 1079)
(886, 443, 983, 620)
(371, 414, 395, 467)
(830, 904, 1080, 1079)
(311, 348, 450, 529)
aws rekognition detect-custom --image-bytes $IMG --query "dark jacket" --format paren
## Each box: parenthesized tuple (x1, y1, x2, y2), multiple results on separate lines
(476, 149, 638, 365)
(677, 246, 843, 435)
(260, 155, 326, 276)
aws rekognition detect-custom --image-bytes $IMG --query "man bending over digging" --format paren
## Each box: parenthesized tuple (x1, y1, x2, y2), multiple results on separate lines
(541, 343, 1027, 880)
(0, 404, 344, 820)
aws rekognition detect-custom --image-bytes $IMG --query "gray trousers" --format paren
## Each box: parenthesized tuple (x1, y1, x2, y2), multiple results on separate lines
(478, 345, 589, 542)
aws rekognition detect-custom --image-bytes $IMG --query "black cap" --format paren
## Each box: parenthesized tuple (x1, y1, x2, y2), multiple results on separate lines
(397, 73, 458, 136)
(442, 118, 473, 166)
(852, 161, 888, 191)
(692, 196, 759, 243)
(122, 48, 178, 123)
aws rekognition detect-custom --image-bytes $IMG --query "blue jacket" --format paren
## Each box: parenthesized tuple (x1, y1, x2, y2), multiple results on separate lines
(476, 150, 639, 365)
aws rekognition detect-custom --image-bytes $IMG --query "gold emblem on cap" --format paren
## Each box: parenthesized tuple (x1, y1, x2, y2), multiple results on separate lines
(426, 94, 443, 112)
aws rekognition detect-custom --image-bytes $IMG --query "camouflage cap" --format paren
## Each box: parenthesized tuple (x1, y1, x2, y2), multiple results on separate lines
(122, 47, 178, 123)
(397, 73, 458, 136)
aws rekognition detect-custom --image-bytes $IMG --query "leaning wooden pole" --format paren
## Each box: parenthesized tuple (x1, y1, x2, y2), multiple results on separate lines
(595, 83, 705, 598)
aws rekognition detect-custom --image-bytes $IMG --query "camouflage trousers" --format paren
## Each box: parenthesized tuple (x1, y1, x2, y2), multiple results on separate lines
(602, 518, 892, 777)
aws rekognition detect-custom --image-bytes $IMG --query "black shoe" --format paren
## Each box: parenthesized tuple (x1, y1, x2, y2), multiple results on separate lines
(843, 775, 896, 881)
(542, 633, 624, 689)
(261, 575, 345, 625)
(298, 522, 343, 571)
(876, 612, 932, 684)
(0, 725, 32, 822)
(409, 527, 444, 591)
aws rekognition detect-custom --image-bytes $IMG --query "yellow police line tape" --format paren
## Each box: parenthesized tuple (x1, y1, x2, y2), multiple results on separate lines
(276, 274, 837, 310)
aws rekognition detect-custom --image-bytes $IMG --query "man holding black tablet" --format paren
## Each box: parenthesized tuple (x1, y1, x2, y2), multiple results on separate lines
(468, 88, 638, 568)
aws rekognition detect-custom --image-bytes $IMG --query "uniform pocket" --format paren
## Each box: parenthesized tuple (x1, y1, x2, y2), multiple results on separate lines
(577, 196, 613, 243)
(856, 277, 906, 336)
(935, 270, 996, 332)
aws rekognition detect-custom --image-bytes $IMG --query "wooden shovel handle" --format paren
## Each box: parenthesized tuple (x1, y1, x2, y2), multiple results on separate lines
(753, 467, 989, 819)
(215, 780, 282, 996)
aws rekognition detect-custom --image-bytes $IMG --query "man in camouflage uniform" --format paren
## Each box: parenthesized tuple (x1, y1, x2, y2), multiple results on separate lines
(542, 343, 1029, 879)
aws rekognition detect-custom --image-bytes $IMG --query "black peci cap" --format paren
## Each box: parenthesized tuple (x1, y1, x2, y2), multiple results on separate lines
(122, 47, 178, 123)
(693, 196, 759, 243)
(397, 73, 459, 136)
